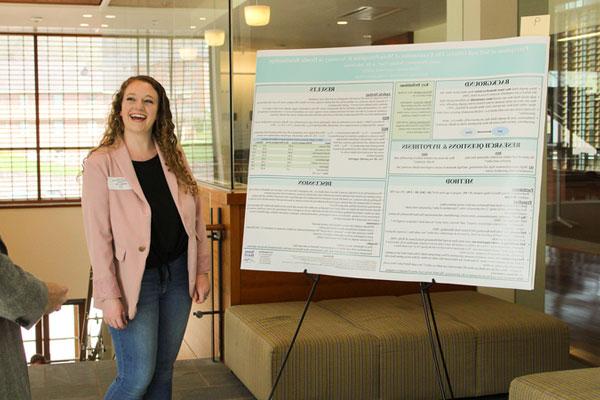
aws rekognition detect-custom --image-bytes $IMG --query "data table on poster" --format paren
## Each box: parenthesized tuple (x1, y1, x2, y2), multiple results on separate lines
(250, 140, 331, 175)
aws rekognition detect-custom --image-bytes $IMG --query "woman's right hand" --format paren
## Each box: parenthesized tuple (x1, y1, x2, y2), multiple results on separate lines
(103, 298, 127, 330)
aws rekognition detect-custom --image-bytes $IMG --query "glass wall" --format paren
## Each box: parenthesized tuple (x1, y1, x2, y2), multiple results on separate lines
(547, 0, 600, 234)
(545, 0, 600, 365)
(229, 0, 448, 188)
(0, 1, 232, 202)
(0, 0, 453, 195)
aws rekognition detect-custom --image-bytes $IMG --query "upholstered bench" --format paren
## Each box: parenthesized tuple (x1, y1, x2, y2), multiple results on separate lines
(224, 291, 570, 400)
(509, 367, 600, 399)
(318, 296, 477, 399)
(224, 301, 379, 400)
(402, 291, 570, 396)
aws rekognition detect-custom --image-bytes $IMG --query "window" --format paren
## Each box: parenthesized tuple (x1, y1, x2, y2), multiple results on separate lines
(0, 33, 212, 204)
(21, 300, 85, 364)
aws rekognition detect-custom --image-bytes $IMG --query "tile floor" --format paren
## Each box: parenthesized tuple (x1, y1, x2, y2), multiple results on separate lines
(28, 358, 254, 400)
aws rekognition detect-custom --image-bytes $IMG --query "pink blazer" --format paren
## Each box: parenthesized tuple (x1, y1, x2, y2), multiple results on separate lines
(81, 140, 210, 319)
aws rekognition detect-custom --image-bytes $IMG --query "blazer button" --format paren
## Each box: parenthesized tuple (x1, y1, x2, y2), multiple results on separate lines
(138, 246, 146, 252)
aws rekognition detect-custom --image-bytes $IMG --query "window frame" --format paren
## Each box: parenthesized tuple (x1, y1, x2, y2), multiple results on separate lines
(22, 298, 85, 364)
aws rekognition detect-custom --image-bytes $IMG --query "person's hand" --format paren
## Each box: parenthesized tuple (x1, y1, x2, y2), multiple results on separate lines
(44, 282, 68, 314)
(193, 273, 210, 304)
(103, 298, 127, 330)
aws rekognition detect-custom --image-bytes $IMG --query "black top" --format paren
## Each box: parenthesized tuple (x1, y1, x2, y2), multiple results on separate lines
(132, 155, 188, 269)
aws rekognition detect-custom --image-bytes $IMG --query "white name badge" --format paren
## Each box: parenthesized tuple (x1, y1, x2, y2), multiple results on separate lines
(107, 177, 132, 190)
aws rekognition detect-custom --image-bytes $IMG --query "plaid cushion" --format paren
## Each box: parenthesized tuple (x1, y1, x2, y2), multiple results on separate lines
(509, 368, 600, 399)
(225, 301, 379, 400)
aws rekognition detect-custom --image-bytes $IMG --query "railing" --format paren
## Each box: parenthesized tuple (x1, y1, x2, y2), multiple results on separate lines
(79, 268, 94, 361)
(194, 207, 226, 362)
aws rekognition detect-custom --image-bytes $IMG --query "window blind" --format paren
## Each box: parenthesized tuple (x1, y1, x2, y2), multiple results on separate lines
(147, 38, 214, 181)
(0, 33, 212, 204)
(169, 38, 213, 182)
(0, 35, 37, 201)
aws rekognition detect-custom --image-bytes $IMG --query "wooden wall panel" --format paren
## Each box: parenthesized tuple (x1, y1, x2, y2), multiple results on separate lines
(239, 270, 467, 305)
(372, 31, 414, 45)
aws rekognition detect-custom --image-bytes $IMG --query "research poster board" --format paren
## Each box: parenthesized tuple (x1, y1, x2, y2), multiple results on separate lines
(241, 36, 549, 290)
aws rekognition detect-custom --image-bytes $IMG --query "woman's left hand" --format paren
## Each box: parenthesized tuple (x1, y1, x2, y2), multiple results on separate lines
(193, 273, 210, 304)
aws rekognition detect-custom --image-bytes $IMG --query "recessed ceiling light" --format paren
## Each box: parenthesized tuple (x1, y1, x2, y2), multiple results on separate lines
(190, 25, 197, 29)
(82, 14, 93, 18)
(80, 23, 89, 27)
(101, 24, 108, 28)
(337, 20, 348, 25)
(199, 17, 206, 21)
(363, 34, 372, 39)
(105, 15, 116, 19)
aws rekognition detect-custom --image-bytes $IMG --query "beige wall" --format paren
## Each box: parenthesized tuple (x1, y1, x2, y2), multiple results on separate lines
(0, 206, 89, 299)
(231, 51, 257, 153)
(414, 22, 447, 43)
(448, 0, 518, 41)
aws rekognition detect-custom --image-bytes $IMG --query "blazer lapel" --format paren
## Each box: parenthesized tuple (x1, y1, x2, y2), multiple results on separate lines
(113, 142, 147, 204)
(156, 143, 182, 220)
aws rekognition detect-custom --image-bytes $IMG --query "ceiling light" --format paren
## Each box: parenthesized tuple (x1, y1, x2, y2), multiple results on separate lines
(244, 4, 270, 26)
(363, 34, 372, 39)
(105, 15, 116, 19)
(337, 6, 403, 22)
(101, 24, 108, 28)
(80, 23, 89, 27)
(30, 16, 43, 23)
(199, 17, 207, 21)
(190, 25, 197, 29)
(205, 29, 225, 47)
(82, 14, 93, 18)
(337, 20, 348, 25)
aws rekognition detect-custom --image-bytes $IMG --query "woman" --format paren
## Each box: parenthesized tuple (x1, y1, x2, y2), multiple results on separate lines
(82, 75, 211, 400)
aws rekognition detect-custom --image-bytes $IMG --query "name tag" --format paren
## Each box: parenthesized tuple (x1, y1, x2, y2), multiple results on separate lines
(107, 177, 132, 191)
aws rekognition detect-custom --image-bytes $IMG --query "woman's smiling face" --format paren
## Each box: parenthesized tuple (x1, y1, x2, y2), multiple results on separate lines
(119, 80, 159, 137)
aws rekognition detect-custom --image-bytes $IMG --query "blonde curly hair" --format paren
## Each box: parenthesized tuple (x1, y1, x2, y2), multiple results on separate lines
(89, 75, 198, 195)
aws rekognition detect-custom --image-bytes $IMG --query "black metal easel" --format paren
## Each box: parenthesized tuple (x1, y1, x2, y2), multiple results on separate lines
(268, 271, 321, 400)
(420, 279, 454, 400)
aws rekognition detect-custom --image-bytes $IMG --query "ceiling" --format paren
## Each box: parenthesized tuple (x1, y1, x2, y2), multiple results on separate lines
(0, 0, 446, 48)
(0, 0, 101, 4)
(233, 0, 445, 49)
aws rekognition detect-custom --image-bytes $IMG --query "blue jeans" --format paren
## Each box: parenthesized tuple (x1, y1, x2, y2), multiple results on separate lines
(105, 253, 192, 400)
